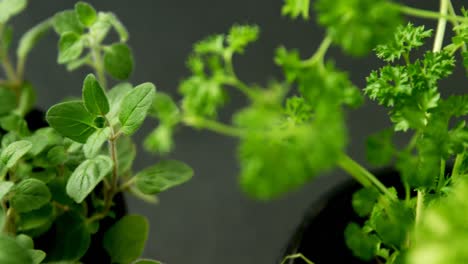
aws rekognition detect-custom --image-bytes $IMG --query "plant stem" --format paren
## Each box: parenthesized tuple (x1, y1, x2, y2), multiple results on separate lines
(433, 0, 449, 52)
(183, 115, 245, 138)
(303, 35, 333, 66)
(281, 253, 315, 264)
(223, 53, 257, 99)
(2, 208, 16, 235)
(415, 190, 424, 226)
(393, 3, 468, 23)
(87, 127, 120, 224)
(91, 45, 107, 89)
(452, 152, 465, 178)
(337, 154, 394, 199)
(437, 158, 446, 192)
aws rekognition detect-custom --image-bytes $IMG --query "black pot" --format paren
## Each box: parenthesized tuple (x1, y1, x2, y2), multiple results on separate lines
(282, 168, 402, 264)
(24, 109, 128, 263)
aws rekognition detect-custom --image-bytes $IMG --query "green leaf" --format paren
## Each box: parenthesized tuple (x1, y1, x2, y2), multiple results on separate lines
(143, 125, 174, 154)
(282, 0, 310, 19)
(104, 43, 134, 80)
(366, 129, 394, 166)
(53, 10, 84, 35)
(116, 135, 136, 173)
(83, 127, 110, 159)
(1, 140, 32, 168)
(352, 187, 380, 217)
(58, 32, 84, 64)
(10, 179, 51, 213)
(135, 160, 193, 194)
(119, 83, 156, 135)
(46, 101, 97, 143)
(17, 18, 53, 60)
(149, 92, 180, 124)
(0, 181, 13, 200)
(0, 88, 18, 115)
(29, 250, 46, 264)
(46, 145, 68, 166)
(227, 25, 259, 53)
(375, 23, 433, 62)
(15, 234, 33, 249)
(0, 234, 33, 264)
(66, 155, 113, 203)
(345, 223, 379, 261)
(103, 215, 149, 264)
(74, 2, 97, 27)
(107, 82, 132, 123)
(46, 212, 91, 261)
(82, 74, 110, 115)
(0, 0, 27, 23)
(315, 0, 401, 56)
(17, 204, 54, 232)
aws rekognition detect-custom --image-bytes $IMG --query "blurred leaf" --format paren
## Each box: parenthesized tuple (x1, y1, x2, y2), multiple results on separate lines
(10, 179, 51, 213)
(103, 215, 149, 264)
(104, 43, 134, 80)
(135, 160, 193, 194)
(74, 2, 97, 27)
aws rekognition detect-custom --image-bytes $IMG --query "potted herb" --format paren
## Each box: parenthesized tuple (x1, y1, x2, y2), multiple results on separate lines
(142, 0, 467, 263)
(0, 1, 192, 263)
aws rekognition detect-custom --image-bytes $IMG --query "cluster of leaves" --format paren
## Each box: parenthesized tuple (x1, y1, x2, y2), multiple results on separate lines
(0, 1, 193, 263)
(152, 0, 363, 201)
(345, 20, 468, 263)
(53, 2, 133, 79)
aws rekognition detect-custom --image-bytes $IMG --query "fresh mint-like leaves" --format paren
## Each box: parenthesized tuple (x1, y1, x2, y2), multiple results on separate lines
(135, 160, 193, 195)
(46, 101, 97, 143)
(66, 155, 113, 203)
(82, 73, 110, 116)
(119, 82, 156, 135)
(103, 215, 149, 264)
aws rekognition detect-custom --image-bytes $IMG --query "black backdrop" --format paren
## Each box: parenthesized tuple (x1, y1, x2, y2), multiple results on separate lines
(9, 0, 465, 263)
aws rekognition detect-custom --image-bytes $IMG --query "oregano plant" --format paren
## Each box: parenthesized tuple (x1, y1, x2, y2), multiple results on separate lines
(0, 1, 192, 263)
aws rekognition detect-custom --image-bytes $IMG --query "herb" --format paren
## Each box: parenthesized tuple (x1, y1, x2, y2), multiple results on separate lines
(144, 0, 466, 263)
(0, 1, 192, 263)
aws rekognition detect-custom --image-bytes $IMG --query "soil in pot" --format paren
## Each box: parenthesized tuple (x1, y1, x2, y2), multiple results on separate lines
(282, 168, 403, 264)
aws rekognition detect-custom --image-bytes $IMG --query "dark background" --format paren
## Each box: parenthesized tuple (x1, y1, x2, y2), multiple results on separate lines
(8, 0, 466, 263)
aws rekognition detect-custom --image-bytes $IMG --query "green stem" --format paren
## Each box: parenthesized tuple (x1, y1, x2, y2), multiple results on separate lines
(415, 190, 425, 227)
(437, 159, 446, 192)
(2, 208, 16, 235)
(223, 50, 256, 99)
(91, 45, 107, 89)
(452, 152, 465, 179)
(393, 3, 468, 23)
(303, 35, 332, 66)
(281, 253, 315, 264)
(447, 1, 467, 53)
(433, 0, 449, 52)
(87, 127, 120, 224)
(183, 115, 245, 138)
(337, 154, 394, 199)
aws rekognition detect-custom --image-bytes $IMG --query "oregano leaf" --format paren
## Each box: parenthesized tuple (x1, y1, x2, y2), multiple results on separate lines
(74, 1, 97, 27)
(10, 179, 51, 213)
(58, 32, 84, 64)
(46, 101, 97, 143)
(66, 155, 113, 203)
(0, 0, 27, 23)
(83, 127, 110, 159)
(135, 160, 193, 194)
(53, 10, 84, 35)
(104, 43, 134, 80)
(82, 73, 110, 115)
(103, 215, 149, 264)
(119, 83, 156, 135)
(1, 140, 32, 168)
(0, 235, 32, 264)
